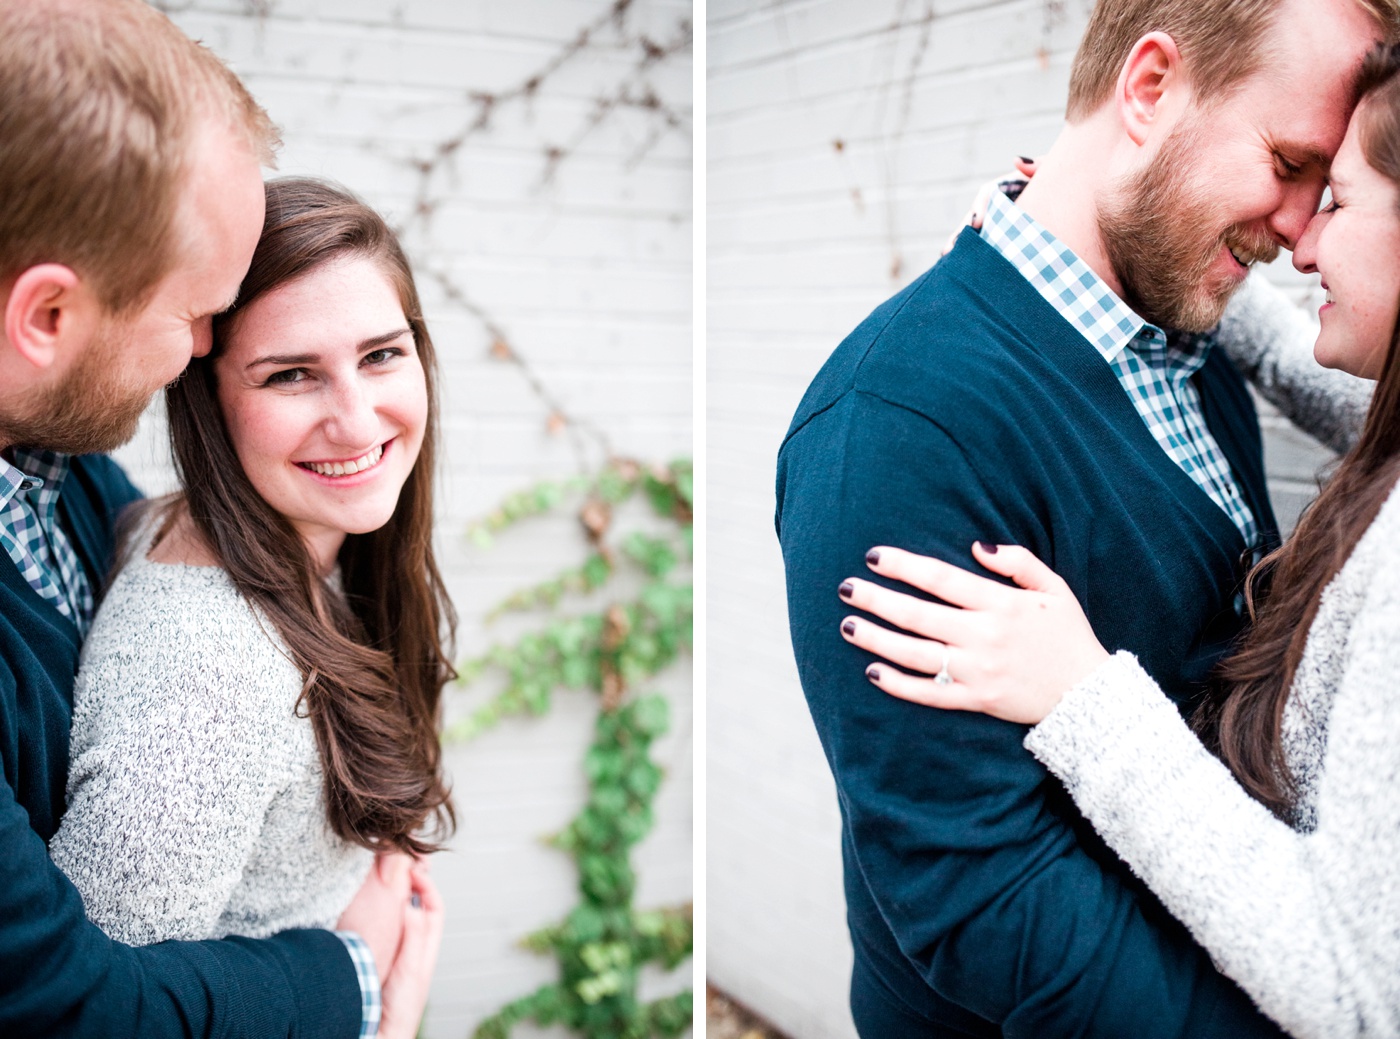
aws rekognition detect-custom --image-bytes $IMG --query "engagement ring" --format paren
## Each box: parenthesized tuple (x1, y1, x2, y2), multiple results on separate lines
(935, 644, 953, 686)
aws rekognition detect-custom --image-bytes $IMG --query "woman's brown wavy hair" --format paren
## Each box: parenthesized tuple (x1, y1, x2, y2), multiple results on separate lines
(163, 176, 455, 854)
(1197, 43, 1400, 818)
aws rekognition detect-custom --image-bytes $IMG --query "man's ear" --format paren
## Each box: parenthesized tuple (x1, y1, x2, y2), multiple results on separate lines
(1115, 32, 1187, 147)
(2, 264, 99, 372)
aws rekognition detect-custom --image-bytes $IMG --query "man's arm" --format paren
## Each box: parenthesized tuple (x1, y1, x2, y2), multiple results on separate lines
(0, 775, 364, 1037)
(777, 390, 1281, 1039)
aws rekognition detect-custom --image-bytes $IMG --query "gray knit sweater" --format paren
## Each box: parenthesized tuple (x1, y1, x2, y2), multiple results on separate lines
(47, 541, 372, 946)
(1024, 271, 1394, 1038)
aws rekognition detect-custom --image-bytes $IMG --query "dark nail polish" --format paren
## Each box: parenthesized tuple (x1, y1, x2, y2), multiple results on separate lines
(977, 541, 999, 554)
(839, 581, 854, 600)
(1018, 155, 1034, 165)
(866, 548, 881, 566)
(842, 619, 856, 636)
(866, 664, 882, 681)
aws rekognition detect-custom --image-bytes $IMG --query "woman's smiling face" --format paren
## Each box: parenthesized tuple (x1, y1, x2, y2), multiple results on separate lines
(1294, 104, 1400, 381)
(213, 254, 429, 570)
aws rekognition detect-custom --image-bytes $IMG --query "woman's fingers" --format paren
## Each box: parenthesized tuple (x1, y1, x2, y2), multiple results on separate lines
(969, 542, 1067, 594)
(864, 661, 975, 710)
(376, 850, 413, 887)
(409, 869, 445, 957)
(840, 615, 960, 675)
(863, 545, 1007, 610)
(839, 577, 976, 643)
(867, 658, 1063, 726)
(967, 180, 996, 231)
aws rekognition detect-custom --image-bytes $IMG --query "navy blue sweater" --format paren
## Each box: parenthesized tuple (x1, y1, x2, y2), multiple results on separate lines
(0, 454, 360, 1038)
(776, 230, 1288, 1038)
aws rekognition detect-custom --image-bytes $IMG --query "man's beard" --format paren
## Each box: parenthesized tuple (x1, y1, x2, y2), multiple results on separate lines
(1099, 119, 1279, 332)
(1, 318, 159, 455)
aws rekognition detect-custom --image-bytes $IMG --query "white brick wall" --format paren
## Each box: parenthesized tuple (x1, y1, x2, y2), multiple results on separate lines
(114, 3, 692, 1036)
(708, 2, 1334, 1036)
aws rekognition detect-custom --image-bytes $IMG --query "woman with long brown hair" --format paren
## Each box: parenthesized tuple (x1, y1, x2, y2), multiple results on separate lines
(45, 177, 454, 1039)
(836, 45, 1400, 1039)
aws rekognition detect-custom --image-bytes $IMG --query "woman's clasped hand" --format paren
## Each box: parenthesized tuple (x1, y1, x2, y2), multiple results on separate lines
(838, 543, 1109, 725)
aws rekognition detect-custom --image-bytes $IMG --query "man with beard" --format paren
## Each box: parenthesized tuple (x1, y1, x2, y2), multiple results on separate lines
(0, 2, 409, 1036)
(776, 0, 1397, 1036)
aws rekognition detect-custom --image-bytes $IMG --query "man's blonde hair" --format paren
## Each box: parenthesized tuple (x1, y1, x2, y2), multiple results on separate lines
(1066, 0, 1400, 123)
(0, 0, 280, 313)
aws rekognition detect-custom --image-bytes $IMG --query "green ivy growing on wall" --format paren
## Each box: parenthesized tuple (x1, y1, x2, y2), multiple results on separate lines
(451, 457, 693, 1039)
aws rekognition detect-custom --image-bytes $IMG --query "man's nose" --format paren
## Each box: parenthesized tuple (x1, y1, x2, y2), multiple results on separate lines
(1270, 181, 1327, 251)
(190, 315, 213, 359)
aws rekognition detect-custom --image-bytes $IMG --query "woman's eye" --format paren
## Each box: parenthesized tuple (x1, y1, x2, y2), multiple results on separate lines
(363, 347, 403, 366)
(265, 368, 307, 386)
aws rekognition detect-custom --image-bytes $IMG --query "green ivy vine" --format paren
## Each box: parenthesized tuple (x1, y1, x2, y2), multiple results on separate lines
(450, 457, 694, 1039)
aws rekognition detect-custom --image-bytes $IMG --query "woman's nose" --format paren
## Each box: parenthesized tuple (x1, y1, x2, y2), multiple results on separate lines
(1292, 210, 1328, 275)
(322, 378, 380, 450)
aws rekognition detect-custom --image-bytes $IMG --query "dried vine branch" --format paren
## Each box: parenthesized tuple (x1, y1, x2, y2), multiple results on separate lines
(377, 0, 692, 473)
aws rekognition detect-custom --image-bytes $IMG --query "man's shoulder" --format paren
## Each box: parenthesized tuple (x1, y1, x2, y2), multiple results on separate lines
(781, 233, 1072, 454)
(68, 454, 142, 508)
(59, 454, 143, 548)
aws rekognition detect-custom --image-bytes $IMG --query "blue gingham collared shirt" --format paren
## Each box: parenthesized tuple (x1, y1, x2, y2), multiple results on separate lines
(334, 930, 382, 1037)
(0, 452, 381, 1035)
(980, 189, 1260, 550)
(0, 451, 95, 633)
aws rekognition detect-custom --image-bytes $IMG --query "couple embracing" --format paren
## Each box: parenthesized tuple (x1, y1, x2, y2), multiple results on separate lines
(2, 2, 454, 1037)
(779, 0, 1400, 1036)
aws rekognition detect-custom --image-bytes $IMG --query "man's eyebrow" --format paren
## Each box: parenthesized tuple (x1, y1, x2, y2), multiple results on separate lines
(211, 290, 239, 317)
(1278, 142, 1333, 174)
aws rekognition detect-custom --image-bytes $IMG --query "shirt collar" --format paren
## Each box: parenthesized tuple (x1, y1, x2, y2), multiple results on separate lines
(980, 189, 1162, 364)
(0, 449, 72, 508)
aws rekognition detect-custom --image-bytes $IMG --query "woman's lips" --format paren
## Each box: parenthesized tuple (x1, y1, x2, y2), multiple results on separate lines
(296, 440, 391, 480)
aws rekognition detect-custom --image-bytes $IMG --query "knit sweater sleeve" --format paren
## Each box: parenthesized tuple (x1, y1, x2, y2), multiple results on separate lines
(1024, 560, 1400, 1039)
(1216, 271, 1373, 454)
(49, 567, 304, 947)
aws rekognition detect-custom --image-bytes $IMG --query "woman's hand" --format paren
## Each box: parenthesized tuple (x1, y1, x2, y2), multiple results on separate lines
(941, 156, 1038, 255)
(337, 852, 412, 986)
(377, 859, 445, 1039)
(838, 542, 1109, 724)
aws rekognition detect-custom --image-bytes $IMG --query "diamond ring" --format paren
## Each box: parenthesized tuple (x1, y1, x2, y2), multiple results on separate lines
(935, 643, 953, 686)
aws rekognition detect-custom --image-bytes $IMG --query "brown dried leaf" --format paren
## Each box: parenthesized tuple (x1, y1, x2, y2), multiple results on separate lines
(579, 498, 612, 541)
(601, 669, 625, 712)
(603, 603, 630, 646)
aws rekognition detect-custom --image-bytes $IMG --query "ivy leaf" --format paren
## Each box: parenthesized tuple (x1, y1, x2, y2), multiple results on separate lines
(454, 457, 692, 1039)
(628, 696, 669, 738)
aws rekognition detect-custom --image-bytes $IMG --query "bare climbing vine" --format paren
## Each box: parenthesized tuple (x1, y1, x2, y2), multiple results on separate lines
(836, 0, 1089, 285)
(381, 0, 693, 472)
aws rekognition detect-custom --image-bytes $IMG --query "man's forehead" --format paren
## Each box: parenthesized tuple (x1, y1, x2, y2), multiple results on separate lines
(1237, 46, 1362, 163)
(1264, 0, 1383, 89)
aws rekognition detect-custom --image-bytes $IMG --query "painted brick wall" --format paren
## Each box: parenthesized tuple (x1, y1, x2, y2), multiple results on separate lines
(708, 2, 1335, 1036)
(113, 3, 692, 1036)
